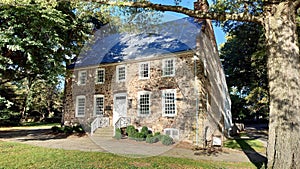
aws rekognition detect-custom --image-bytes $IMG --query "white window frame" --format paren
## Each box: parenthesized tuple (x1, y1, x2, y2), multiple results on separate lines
(78, 70, 87, 85)
(138, 91, 151, 116)
(116, 65, 126, 82)
(95, 68, 105, 84)
(75, 95, 85, 117)
(94, 94, 105, 116)
(162, 58, 175, 77)
(164, 128, 179, 140)
(162, 89, 177, 117)
(139, 62, 150, 80)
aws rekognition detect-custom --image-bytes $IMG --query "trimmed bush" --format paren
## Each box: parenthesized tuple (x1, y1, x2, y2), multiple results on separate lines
(155, 135, 163, 141)
(126, 125, 137, 137)
(131, 132, 146, 141)
(140, 126, 149, 135)
(63, 126, 73, 134)
(154, 132, 161, 136)
(146, 134, 159, 144)
(114, 128, 122, 140)
(73, 125, 85, 133)
(161, 135, 174, 146)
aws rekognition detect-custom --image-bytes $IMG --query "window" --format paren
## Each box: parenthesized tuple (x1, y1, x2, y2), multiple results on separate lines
(164, 128, 179, 140)
(78, 71, 87, 85)
(94, 95, 104, 116)
(76, 95, 85, 117)
(162, 58, 175, 77)
(162, 89, 176, 116)
(139, 62, 150, 79)
(138, 91, 151, 116)
(116, 65, 126, 82)
(96, 68, 105, 84)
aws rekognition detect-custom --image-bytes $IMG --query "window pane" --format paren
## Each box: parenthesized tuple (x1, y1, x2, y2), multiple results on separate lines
(118, 66, 126, 81)
(163, 59, 174, 76)
(140, 63, 149, 79)
(77, 97, 85, 116)
(79, 71, 86, 85)
(95, 96, 104, 115)
(163, 90, 175, 115)
(139, 93, 150, 115)
(97, 69, 105, 83)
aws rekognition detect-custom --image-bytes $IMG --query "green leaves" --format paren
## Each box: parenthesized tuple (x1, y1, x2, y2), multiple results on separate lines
(220, 22, 269, 120)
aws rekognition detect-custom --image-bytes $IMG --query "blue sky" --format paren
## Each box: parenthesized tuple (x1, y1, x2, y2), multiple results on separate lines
(150, 0, 226, 47)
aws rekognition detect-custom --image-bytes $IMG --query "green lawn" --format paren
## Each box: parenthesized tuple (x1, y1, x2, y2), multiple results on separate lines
(224, 138, 265, 153)
(0, 141, 256, 169)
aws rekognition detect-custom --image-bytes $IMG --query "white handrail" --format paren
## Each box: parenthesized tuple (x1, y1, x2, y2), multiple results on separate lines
(115, 117, 131, 129)
(91, 117, 110, 136)
(91, 117, 99, 136)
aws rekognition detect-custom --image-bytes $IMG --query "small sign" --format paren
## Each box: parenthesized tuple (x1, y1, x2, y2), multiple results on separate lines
(212, 136, 222, 146)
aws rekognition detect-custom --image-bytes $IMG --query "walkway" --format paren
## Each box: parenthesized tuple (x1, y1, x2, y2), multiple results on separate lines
(0, 126, 266, 163)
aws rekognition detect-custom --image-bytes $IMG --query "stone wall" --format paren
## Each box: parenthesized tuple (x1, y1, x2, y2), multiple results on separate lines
(64, 51, 208, 143)
(64, 31, 231, 146)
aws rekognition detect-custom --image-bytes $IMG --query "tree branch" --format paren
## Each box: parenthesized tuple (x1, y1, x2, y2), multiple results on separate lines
(94, 0, 263, 23)
(294, 0, 300, 9)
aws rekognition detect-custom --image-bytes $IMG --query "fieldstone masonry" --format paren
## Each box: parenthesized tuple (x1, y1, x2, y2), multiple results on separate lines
(64, 23, 231, 146)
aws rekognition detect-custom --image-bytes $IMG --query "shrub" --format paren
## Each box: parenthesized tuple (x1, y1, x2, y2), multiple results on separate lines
(154, 132, 161, 136)
(161, 135, 174, 146)
(51, 126, 59, 132)
(63, 126, 73, 134)
(131, 132, 146, 141)
(126, 125, 137, 137)
(140, 126, 149, 135)
(151, 132, 162, 141)
(73, 125, 85, 133)
(114, 128, 122, 140)
(146, 134, 159, 144)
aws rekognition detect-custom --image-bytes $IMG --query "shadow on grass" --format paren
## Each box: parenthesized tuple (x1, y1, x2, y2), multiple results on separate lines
(0, 128, 86, 141)
(235, 138, 267, 169)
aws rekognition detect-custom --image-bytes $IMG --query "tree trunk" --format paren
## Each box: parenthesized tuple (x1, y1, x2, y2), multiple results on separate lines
(264, 1, 300, 168)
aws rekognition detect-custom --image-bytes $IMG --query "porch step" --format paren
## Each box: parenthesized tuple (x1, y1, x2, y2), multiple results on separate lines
(92, 126, 114, 138)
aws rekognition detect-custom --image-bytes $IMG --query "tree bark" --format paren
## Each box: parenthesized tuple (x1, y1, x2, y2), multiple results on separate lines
(263, 1, 300, 168)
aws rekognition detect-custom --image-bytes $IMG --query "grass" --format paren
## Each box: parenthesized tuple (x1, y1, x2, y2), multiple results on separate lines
(0, 141, 257, 169)
(224, 138, 265, 153)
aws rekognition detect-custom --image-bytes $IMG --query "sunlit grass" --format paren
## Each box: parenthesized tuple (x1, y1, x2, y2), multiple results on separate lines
(224, 138, 265, 153)
(0, 141, 256, 169)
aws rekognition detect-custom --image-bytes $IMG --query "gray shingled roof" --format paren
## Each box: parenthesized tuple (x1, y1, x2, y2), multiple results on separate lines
(73, 17, 203, 68)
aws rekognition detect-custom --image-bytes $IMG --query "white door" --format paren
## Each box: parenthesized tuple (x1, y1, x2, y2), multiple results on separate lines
(113, 93, 127, 126)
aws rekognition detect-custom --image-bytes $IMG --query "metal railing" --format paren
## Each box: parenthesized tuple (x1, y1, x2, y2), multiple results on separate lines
(115, 117, 131, 129)
(90, 116, 110, 136)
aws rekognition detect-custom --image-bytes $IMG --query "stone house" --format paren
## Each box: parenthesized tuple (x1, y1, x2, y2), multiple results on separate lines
(63, 1, 232, 146)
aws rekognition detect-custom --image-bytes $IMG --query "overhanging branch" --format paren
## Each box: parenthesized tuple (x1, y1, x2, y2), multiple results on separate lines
(294, 0, 300, 9)
(94, 0, 263, 23)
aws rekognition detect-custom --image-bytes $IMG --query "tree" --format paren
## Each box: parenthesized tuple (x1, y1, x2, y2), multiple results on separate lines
(220, 22, 269, 121)
(0, 1, 100, 123)
(95, 0, 300, 168)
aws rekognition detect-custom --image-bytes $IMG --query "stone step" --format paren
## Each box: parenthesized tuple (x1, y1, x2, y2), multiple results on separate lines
(92, 126, 114, 137)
